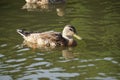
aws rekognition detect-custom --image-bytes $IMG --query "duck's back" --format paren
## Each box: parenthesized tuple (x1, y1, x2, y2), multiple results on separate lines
(49, 0, 66, 4)
(22, 31, 67, 47)
(37, 31, 67, 47)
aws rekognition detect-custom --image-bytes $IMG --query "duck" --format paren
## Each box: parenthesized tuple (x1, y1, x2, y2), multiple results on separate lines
(25, 0, 66, 4)
(25, 0, 38, 4)
(17, 25, 82, 48)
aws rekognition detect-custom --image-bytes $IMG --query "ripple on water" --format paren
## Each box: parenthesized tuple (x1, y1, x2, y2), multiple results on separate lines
(0, 75, 13, 80)
(6, 63, 24, 68)
(86, 77, 117, 80)
(112, 61, 118, 64)
(18, 68, 79, 80)
(104, 57, 119, 65)
(34, 58, 44, 61)
(18, 72, 79, 80)
(73, 64, 95, 68)
(6, 58, 26, 63)
(26, 68, 65, 73)
(36, 52, 45, 55)
(104, 57, 113, 61)
(80, 58, 104, 63)
(0, 54, 4, 58)
(25, 62, 52, 68)
(0, 44, 7, 47)
(98, 73, 106, 76)
(79, 58, 117, 64)
(16, 48, 30, 53)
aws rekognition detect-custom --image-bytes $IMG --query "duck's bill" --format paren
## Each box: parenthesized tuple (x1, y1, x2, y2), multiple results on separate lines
(73, 34, 82, 40)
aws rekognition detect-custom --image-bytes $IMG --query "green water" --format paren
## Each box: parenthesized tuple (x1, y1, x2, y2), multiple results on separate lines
(0, 0, 120, 80)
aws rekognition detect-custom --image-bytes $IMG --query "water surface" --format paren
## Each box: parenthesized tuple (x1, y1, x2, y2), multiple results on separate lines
(0, 0, 120, 80)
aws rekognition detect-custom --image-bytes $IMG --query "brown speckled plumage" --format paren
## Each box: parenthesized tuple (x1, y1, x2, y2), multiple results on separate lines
(17, 25, 82, 48)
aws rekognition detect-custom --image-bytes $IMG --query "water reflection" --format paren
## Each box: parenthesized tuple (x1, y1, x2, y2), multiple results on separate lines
(24, 0, 66, 4)
(0, 76, 13, 80)
(22, 40, 76, 59)
(22, 3, 38, 11)
(0, 42, 80, 79)
(17, 68, 79, 80)
(0, 0, 120, 80)
(22, 3, 65, 16)
(62, 48, 75, 59)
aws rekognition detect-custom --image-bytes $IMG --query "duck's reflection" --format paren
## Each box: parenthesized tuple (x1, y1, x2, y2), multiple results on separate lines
(62, 48, 75, 59)
(56, 7, 65, 17)
(22, 40, 75, 59)
(22, 2, 65, 16)
(22, 3, 38, 11)
(25, 0, 66, 4)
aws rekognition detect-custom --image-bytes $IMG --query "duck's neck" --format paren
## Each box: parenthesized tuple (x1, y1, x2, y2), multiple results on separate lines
(62, 34, 72, 40)
(62, 35, 76, 46)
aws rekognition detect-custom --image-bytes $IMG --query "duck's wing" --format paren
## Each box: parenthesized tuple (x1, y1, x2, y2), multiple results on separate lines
(39, 31, 63, 41)
(38, 31, 67, 46)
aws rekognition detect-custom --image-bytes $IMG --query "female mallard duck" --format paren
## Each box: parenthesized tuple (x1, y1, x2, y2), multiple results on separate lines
(17, 25, 82, 48)
(25, 0, 66, 4)
(25, 0, 38, 3)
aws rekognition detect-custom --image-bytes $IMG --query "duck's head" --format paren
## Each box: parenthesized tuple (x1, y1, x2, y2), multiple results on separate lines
(62, 25, 82, 40)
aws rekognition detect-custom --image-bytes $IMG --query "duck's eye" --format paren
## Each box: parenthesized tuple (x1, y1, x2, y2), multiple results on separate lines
(69, 28, 73, 31)
(69, 28, 76, 33)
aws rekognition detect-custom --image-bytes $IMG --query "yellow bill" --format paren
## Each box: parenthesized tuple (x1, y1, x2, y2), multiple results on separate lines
(73, 34, 82, 40)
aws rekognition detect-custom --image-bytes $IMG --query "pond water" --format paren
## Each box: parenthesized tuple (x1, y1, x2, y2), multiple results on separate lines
(0, 0, 120, 80)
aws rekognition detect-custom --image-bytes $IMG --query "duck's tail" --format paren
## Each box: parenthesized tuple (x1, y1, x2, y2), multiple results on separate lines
(17, 29, 30, 38)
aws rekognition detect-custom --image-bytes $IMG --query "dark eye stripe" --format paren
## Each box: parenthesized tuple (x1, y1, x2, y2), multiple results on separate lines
(69, 28, 73, 31)
(69, 28, 76, 33)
